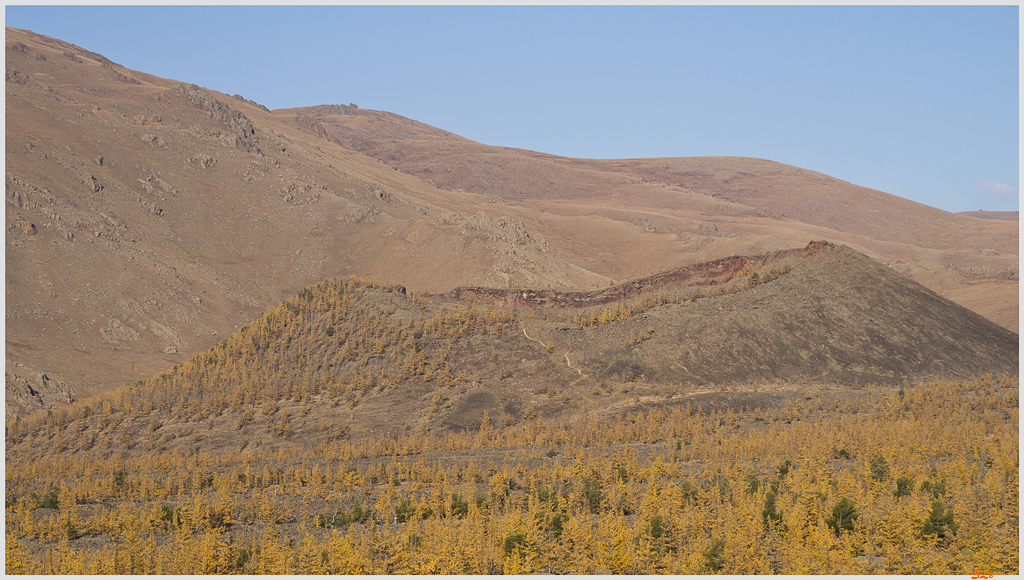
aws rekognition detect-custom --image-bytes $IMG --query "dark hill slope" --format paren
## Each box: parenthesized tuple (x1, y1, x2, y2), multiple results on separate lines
(534, 243, 1018, 388)
(8, 243, 1016, 460)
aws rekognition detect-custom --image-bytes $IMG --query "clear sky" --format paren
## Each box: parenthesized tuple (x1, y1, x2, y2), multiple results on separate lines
(5, 5, 1019, 213)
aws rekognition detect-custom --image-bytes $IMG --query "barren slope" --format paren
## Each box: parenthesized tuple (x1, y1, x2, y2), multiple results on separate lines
(5, 28, 1017, 420)
(303, 107, 1018, 332)
(4, 28, 605, 416)
(538, 243, 1018, 389)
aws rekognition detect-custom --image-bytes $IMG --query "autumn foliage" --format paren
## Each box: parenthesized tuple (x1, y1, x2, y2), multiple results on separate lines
(5, 374, 1018, 574)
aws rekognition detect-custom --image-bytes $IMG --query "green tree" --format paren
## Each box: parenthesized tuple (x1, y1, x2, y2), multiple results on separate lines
(762, 491, 783, 530)
(920, 478, 946, 499)
(64, 518, 79, 540)
(703, 538, 726, 572)
(921, 500, 958, 542)
(826, 497, 858, 535)
(503, 534, 536, 558)
(535, 511, 569, 539)
(894, 476, 913, 498)
(395, 497, 415, 523)
(679, 481, 698, 503)
(869, 456, 889, 481)
(645, 515, 666, 539)
(617, 466, 629, 483)
(746, 474, 761, 494)
(581, 477, 604, 514)
(39, 489, 59, 510)
(777, 459, 793, 478)
(449, 493, 469, 518)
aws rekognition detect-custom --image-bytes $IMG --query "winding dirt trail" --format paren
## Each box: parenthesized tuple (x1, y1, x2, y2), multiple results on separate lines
(564, 352, 584, 376)
(522, 324, 586, 378)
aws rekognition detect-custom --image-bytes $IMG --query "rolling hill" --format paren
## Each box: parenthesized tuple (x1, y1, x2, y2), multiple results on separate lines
(7, 241, 1016, 460)
(4, 27, 1018, 421)
(303, 106, 1019, 332)
(3, 28, 1018, 576)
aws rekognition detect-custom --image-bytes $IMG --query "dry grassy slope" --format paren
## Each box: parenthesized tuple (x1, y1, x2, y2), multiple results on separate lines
(4, 27, 1017, 422)
(429, 244, 1018, 436)
(10, 242, 1015, 457)
(546, 245, 1018, 387)
(577, 157, 1018, 252)
(3, 28, 606, 417)
(303, 108, 1018, 333)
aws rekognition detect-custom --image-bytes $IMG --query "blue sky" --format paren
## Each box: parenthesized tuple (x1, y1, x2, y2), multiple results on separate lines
(5, 5, 1019, 213)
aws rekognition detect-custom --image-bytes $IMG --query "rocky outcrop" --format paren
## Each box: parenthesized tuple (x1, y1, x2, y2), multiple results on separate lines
(5, 363, 75, 420)
(174, 83, 260, 153)
(461, 213, 532, 245)
(802, 239, 836, 256)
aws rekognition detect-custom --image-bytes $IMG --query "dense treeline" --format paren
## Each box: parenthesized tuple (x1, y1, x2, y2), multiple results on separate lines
(6, 375, 1018, 574)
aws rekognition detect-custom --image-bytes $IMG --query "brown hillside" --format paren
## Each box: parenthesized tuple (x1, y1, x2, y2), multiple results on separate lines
(4, 27, 1018, 420)
(303, 106, 1018, 333)
(553, 244, 1018, 388)
(4, 28, 605, 416)
(8, 242, 1016, 459)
